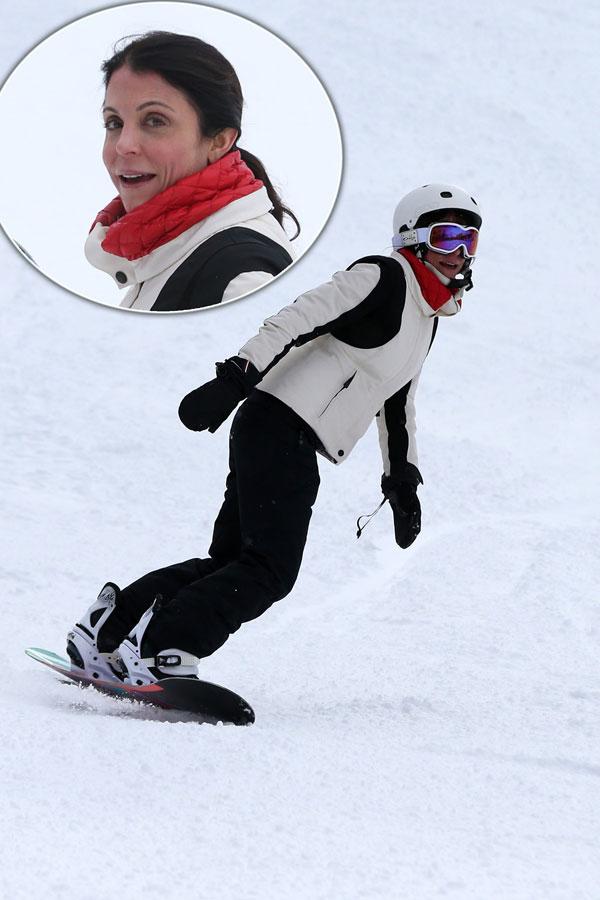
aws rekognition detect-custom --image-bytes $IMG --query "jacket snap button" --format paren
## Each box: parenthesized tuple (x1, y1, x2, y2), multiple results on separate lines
(338, 450, 344, 457)
(116, 271, 128, 284)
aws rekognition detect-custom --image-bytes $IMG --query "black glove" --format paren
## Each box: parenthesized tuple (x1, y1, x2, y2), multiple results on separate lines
(178, 356, 261, 433)
(381, 474, 421, 549)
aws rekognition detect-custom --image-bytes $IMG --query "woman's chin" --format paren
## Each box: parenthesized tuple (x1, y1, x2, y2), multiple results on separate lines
(120, 189, 158, 213)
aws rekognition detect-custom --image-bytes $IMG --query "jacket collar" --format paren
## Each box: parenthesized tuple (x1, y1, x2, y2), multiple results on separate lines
(85, 186, 275, 288)
(393, 250, 463, 317)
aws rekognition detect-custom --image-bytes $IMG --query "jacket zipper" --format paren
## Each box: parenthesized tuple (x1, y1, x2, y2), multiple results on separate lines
(318, 371, 357, 417)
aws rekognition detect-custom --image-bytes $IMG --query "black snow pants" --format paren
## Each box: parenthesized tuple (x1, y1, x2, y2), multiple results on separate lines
(115, 391, 321, 659)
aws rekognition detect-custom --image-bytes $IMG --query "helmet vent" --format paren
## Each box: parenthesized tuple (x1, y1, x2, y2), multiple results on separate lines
(440, 191, 452, 198)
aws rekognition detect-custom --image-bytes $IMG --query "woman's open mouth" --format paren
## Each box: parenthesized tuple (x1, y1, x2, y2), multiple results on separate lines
(119, 173, 156, 187)
(439, 260, 461, 275)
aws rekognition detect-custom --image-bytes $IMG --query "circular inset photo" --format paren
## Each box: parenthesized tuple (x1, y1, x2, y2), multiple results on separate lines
(0, 3, 342, 312)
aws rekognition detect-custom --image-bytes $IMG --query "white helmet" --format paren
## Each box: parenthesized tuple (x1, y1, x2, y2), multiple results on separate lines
(393, 183, 482, 235)
(392, 183, 482, 291)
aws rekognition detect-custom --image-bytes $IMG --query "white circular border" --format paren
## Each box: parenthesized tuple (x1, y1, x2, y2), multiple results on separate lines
(0, 1, 343, 312)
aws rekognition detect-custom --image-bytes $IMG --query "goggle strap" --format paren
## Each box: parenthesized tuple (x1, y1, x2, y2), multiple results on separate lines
(392, 227, 430, 250)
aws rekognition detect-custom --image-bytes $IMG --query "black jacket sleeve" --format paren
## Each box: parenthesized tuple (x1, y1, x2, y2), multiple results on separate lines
(376, 375, 423, 485)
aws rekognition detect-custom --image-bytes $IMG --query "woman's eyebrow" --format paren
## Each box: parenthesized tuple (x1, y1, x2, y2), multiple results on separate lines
(102, 101, 175, 113)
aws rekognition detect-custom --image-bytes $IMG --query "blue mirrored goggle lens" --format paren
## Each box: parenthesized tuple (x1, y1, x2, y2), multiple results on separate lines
(428, 224, 479, 257)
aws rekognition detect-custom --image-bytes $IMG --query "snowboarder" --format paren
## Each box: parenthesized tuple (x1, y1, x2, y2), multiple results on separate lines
(67, 183, 482, 685)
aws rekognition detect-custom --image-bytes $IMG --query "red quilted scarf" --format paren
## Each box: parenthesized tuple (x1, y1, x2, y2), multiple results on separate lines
(90, 151, 263, 261)
(398, 249, 461, 311)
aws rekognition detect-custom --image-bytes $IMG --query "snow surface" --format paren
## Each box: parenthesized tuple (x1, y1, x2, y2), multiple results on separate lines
(1, 1, 599, 898)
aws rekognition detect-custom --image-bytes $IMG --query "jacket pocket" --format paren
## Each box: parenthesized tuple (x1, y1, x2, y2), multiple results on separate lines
(318, 371, 357, 417)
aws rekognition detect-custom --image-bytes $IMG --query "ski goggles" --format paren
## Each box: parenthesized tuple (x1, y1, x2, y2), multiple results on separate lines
(393, 222, 479, 258)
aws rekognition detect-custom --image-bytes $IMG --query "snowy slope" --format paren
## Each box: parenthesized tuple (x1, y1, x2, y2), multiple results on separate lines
(1, 1, 600, 898)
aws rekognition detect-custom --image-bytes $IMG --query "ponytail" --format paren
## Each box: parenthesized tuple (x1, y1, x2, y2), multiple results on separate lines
(238, 148, 300, 240)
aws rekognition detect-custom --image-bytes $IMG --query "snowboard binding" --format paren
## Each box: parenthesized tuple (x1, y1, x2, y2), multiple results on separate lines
(67, 583, 127, 682)
(117, 595, 202, 687)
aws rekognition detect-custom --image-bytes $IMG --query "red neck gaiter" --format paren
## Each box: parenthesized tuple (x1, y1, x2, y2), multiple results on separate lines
(398, 249, 459, 311)
(90, 151, 263, 261)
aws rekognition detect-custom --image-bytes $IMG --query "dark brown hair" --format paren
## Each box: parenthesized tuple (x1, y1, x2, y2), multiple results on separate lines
(102, 31, 299, 237)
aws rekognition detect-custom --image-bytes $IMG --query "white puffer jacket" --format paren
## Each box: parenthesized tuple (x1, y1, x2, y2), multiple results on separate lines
(239, 251, 460, 472)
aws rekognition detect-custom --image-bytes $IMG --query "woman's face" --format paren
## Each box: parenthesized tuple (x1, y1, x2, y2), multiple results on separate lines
(424, 245, 466, 280)
(423, 214, 472, 279)
(102, 66, 224, 212)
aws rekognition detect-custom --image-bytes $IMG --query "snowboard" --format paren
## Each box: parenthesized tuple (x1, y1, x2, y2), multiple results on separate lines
(26, 647, 255, 725)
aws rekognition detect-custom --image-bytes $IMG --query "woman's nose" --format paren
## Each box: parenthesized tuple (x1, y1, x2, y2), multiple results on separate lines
(115, 124, 141, 155)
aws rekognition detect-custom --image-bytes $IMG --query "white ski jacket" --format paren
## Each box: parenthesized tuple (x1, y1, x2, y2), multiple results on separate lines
(239, 251, 461, 479)
(85, 187, 295, 312)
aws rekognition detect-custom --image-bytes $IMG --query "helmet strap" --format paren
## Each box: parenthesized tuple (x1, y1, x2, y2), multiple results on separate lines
(450, 269, 474, 292)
